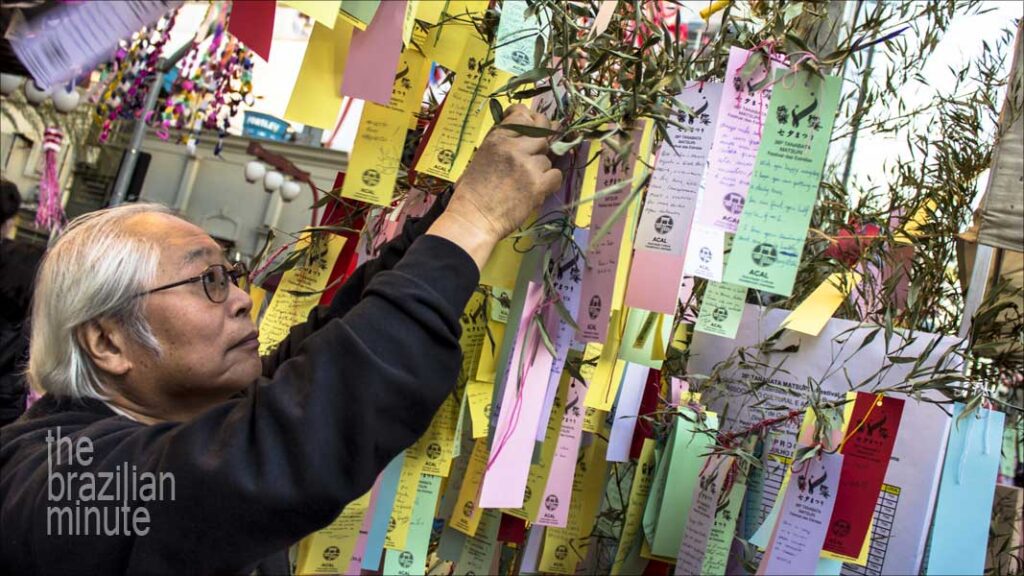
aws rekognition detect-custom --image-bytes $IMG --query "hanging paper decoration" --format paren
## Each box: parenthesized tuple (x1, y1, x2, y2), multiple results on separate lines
(36, 127, 66, 233)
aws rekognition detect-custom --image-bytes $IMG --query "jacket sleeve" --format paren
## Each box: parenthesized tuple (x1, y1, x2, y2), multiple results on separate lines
(124, 233, 478, 574)
(260, 190, 450, 374)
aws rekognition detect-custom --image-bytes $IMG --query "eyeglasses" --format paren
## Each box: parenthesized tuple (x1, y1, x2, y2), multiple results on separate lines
(137, 262, 249, 304)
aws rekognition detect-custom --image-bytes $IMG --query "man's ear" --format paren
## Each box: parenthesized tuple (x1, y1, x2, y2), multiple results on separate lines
(77, 318, 133, 377)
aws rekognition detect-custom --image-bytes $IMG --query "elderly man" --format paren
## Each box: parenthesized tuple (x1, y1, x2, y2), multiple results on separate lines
(1, 106, 561, 574)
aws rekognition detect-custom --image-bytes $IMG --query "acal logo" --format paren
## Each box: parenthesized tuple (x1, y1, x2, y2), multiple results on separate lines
(722, 192, 745, 215)
(699, 246, 713, 264)
(554, 545, 568, 560)
(712, 307, 728, 322)
(544, 494, 559, 511)
(361, 169, 380, 187)
(387, 517, 396, 532)
(436, 148, 454, 165)
(751, 243, 778, 267)
(524, 486, 533, 503)
(323, 546, 340, 561)
(510, 50, 530, 67)
(426, 442, 442, 460)
(832, 519, 851, 537)
(588, 295, 602, 320)
(482, 403, 492, 419)
(463, 501, 475, 517)
(654, 214, 674, 235)
(398, 551, 415, 568)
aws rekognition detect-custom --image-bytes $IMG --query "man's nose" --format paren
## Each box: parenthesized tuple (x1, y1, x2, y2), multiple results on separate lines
(226, 282, 253, 319)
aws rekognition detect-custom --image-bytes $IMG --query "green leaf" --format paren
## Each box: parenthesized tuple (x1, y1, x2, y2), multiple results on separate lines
(499, 123, 559, 138)
(489, 98, 504, 125)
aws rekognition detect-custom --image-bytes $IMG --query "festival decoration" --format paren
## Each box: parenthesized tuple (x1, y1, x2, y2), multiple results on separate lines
(35, 127, 66, 233)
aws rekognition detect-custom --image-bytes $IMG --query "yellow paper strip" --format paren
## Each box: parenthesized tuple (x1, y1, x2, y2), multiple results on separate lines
(611, 438, 657, 575)
(416, 34, 501, 182)
(295, 488, 372, 575)
(781, 271, 862, 336)
(450, 438, 490, 537)
(584, 310, 626, 411)
(574, 143, 602, 228)
(283, 17, 353, 129)
(258, 235, 346, 354)
(467, 380, 493, 438)
(474, 319, 506, 383)
(342, 49, 428, 206)
(248, 285, 267, 325)
(420, 395, 460, 477)
(481, 236, 525, 291)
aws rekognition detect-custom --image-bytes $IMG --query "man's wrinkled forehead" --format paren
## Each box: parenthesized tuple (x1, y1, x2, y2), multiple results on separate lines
(123, 212, 223, 267)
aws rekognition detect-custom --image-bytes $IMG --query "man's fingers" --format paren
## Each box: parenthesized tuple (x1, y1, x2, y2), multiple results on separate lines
(540, 168, 564, 194)
(503, 103, 532, 120)
(529, 154, 553, 173)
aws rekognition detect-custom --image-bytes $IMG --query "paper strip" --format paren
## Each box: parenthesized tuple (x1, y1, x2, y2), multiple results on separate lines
(674, 455, 734, 575)
(382, 473, 442, 576)
(694, 280, 748, 339)
(362, 453, 405, 569)
(494, 0, 549, 75)
(479, 283, 555, 509)
(341, 1, 406, 105)
(536, 373, 587, 528)
(384, 448, 426, 550)
(924, 404, 1005, 576)
(342, 48, 426, 206)
(283, 17, 352, 129)
(227, 0, 275, 61)
(450, 438, 490, 537)
(606, 363, 650, 462)
(611, 438, 657, 575)
(723, 71, 842, 296)
(781, 272, 862, 336)
(694, 47, 785, 233)
(757, 452, 844, 575)
(626, 82, 724, 313)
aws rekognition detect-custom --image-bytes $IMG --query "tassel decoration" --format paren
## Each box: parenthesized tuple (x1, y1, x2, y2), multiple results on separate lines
(36, 127, 66, 233)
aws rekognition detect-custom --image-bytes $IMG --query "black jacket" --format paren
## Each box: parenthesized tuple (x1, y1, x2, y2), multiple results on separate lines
(0, 197, 479, 575)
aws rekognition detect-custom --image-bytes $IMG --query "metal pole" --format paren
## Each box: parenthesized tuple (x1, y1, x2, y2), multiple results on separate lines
(109, 64, 165, 206)
(108, 38, 197, 206)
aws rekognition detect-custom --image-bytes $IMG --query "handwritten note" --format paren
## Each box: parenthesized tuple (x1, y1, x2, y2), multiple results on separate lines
(258, 235, 346, 354)
(577, 136, 642, 342)
(702, 473, 748, 575)
(536, 374, 586, 528)
(695, 47, 785, 233)
(494, 0, 549, 75)
(694, 280, 747, 339)
(454, 508, 502, 574)
(342, 49, 427, 205)
(295, 488, 372, 574)
(723, 70, 842, 296)
(675, 455, 734, 575)
(384, 447, 425, 550)
(416, 34, 500, 182)
(758, 452, 844, 575)
(382, 473, 441, 576)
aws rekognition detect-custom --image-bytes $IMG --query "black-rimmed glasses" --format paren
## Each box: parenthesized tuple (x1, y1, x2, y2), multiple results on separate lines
(137, 262, 249, 304)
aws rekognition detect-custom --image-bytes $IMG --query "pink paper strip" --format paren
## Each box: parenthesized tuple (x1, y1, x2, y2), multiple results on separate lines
(340, 0, 407, 105)
(479, 282, 555, 509)
(694, 47, 785, 233)
(577, 135, 643, 342)
(625, 82, 723, 313)
(535, 366, 588, 527)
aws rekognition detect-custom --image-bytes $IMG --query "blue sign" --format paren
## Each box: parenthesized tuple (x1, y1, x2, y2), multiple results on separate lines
(243, 111, 289, 141)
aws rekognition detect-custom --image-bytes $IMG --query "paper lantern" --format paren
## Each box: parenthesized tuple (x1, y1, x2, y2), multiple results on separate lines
(263, 170, 283, 192)
(24, 81, 51, 105)
(279, 180, 302, 202)
(245, 161, 267, 183)
(0, 74, 24, 96)
(51, 86, 81, 113)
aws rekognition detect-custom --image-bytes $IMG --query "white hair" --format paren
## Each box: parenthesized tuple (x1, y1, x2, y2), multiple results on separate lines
(28, 203, 174, 400)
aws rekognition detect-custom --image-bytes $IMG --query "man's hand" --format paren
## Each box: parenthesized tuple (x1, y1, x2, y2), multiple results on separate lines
(427, 104, 564, 270)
